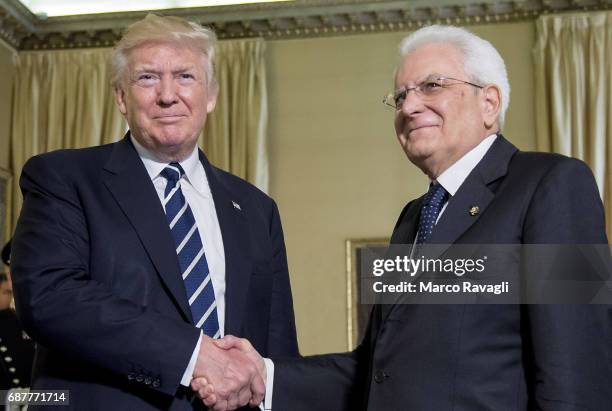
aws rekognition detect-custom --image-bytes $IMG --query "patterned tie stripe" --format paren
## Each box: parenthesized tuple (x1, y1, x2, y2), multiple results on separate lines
(161, 163, 220, 338)
(416, 183, 449, 245)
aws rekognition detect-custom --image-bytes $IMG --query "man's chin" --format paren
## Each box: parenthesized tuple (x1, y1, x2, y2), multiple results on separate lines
(403, 138, 440, 169)
(402, 138, 436, 159)
(154, 128, 198, 147)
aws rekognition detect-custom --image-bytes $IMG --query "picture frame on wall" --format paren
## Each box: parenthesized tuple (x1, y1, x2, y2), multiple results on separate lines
(345, 237, 389, 350)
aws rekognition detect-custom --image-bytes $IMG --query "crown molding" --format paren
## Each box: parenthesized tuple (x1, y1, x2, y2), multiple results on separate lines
(0, 0, 610, 50)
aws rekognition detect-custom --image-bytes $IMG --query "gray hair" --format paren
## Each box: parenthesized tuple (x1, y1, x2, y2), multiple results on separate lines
(110, 14, 217, 92)
(398, 25, 510, 129)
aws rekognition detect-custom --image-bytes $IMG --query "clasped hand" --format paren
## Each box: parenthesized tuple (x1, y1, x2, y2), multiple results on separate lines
(191, 335, 265, 411)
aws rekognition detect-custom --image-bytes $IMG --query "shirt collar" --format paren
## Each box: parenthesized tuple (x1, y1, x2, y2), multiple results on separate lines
(435, 133, 498, 196)
(131, 135, 211, 197)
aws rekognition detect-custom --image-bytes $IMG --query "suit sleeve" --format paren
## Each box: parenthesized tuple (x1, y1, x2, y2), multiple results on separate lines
(266, 200, 299, 358)
(271, 302, 380, 411)
(522, 158, 612, 410)
(273, 332, 372, 411)
(11, 155, 200, 396)
(273, 350, 364, 411)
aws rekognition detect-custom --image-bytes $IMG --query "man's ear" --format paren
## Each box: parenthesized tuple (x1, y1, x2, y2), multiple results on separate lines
(114, 87, 127, 115)
(482, 84, 501, 129)
(206, 82, 218, 113)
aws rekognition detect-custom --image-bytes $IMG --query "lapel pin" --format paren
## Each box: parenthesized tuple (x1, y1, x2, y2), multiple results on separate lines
(469, 206, 479, 216)
(232, 201, 241, 211)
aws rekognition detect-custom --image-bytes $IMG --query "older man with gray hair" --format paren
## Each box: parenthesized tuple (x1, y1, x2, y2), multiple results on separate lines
(11, 14, 298, 411)
(196, 25, 611, 410)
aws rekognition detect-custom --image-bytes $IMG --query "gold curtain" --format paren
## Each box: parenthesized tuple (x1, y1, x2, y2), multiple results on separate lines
(8, 49, 126, 238)
(201, 38, 268, 192)
(7, 38, 269, 236)
(534, 12, 612, 239)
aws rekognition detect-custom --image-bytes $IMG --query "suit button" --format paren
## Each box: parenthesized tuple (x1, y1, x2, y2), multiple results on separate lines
(152, 379, 161, 388)
(127, 373, 136, 380)
(374, 370, 388, 383)
(136, 374, 144, 383)
(144, 376, 152, 385)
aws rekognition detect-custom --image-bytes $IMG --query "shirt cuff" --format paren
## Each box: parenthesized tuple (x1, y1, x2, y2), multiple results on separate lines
(180, 330, 203, 386)
(259, 358, 274, 410)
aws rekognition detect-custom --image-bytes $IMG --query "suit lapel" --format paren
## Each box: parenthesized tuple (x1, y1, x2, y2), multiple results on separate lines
(380, 198, 423, 319)
(382, 135, 518, 319)
(390, 198, 423, 246)
(198, 151, 252, 336)
(421, 135, 518, 256)
(424, 174, 494, 256)
(102, 135, 192, 322)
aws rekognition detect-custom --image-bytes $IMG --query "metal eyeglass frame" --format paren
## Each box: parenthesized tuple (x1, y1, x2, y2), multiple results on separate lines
(383, 76, 484, 109)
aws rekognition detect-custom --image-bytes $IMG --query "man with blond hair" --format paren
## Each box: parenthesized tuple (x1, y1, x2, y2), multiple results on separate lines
(12, 14, 298, 410)
(195, 25, 611, 410)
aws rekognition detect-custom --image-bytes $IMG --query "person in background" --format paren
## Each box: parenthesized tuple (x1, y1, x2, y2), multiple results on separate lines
(1, 239, 35, 390)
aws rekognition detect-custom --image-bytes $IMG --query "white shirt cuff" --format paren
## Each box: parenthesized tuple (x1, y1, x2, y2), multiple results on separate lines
(259, 358, 274, 410)
(180, 331, 203, 386)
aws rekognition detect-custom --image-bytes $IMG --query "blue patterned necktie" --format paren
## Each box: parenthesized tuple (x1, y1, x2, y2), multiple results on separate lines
(160, 163, 220, 338)
(416, 183, 449, 244)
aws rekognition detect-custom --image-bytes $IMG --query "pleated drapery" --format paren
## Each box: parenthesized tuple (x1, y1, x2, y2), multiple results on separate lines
(7, 38, 269, 235)
(534, 12, 612, 238)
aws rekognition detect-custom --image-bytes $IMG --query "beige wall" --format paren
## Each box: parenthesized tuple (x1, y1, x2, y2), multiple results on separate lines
(267, 21, 537, 355)
(0, 40, 15, 171)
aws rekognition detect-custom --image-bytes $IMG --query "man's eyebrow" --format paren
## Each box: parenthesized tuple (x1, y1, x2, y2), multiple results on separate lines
(131, 65, 197, 74)
(132, 66, 160, 74)
(396, 73, 444, 90)
(172, 66, 198, 74)
(420, 73, 444, 82)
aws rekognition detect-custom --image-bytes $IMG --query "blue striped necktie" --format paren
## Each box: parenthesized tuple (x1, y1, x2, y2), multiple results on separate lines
(160, 162, 220, 338)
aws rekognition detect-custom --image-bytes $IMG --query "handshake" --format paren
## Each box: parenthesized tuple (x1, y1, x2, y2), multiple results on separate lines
(191, 335, 266, 411)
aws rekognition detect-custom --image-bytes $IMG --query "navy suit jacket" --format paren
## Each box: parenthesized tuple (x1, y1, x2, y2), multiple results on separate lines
(11, 135, 299, 410)
(274, 135, 612, 410)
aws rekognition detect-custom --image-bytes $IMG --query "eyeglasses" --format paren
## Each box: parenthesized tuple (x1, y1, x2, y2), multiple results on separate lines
(383, 76, 484, 109)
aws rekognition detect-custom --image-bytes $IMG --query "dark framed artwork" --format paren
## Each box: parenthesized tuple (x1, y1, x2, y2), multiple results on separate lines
(345, 237, 389, 350)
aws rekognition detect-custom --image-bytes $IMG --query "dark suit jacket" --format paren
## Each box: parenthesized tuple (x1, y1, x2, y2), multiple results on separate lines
(11, 135, 299, 410)
(274, 135, 612, 410)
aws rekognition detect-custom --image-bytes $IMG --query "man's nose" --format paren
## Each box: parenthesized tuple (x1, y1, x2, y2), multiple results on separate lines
(399, 88, 425, 116)
(157, 77, 178, 106)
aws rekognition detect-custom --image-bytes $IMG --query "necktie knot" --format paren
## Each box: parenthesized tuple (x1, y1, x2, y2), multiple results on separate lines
(423, 183, 448, 206)
(160, 162, 184, 184)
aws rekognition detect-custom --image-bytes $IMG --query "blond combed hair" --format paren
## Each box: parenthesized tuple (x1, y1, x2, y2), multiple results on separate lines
(110, 14, 217, 90)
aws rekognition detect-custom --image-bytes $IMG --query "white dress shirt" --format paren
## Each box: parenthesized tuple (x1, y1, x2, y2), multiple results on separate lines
(409, 133, 498, 252)
(132, 137, 227, 333)
(132, 137, 273, 410)
(435, 133, 498, 209)
(132, 137, 226, 378)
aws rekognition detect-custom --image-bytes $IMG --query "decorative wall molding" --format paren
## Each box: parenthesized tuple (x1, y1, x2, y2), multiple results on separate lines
(0, 0, 610, 50)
